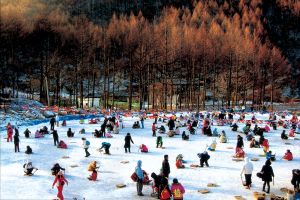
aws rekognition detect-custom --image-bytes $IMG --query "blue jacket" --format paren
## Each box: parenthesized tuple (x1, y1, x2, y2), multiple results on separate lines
(135, 160, 144, 180)
(101, 142, 111, 149)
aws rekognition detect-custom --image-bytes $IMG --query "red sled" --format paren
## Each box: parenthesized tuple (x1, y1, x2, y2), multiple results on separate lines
(131, 170, 152, 185)
(58, 140, 67, 149)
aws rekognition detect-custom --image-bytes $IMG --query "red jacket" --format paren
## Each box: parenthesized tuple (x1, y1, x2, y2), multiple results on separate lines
(171, 183, 185, 200)
(7, 127, 13, 136)
(89, 171, 97, 181)
(52, 175, 68, 187)
(262, 139, 269, 148)
(152, 124, 156, 131)
(176, 159, 183, 168)
(284, 152, 293, 161)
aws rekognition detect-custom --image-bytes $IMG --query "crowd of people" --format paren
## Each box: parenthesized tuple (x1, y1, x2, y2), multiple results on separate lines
(4, 110, 300, 199)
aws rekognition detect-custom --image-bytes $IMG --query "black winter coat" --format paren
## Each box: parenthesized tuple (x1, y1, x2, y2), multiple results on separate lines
(50, 118, 55, 125)
(14, 135, 19, 144)
(162, 160, 170, 176)
(261, 165, 274, 182)
(124, 135, 134, 148)
(237, 137, 244, 148)
(168, 119, 175, 130)
(52, 130, 58, 139)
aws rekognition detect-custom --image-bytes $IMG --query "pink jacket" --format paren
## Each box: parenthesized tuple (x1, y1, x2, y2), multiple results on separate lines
(171, 183, 185, 200)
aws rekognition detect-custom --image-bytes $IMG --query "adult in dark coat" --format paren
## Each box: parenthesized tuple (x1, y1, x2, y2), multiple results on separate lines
(52, 130, 59, 146)
(168, 118, 175, 131)
(162, 155, 170, 178)
(151, 172, 163, 199)
(260, 159, 274, 193)
(14, 132, 20, 152)
(236, 135, 244, 149)
(198, 151, 210, 167)
(51, 163, 65, 176)
(50, 117, 55, 130)
(291, 169, 300, 190)
(24, 128, 31, 138)
(67, 128, 74, 137)
(100, 123, 106, 138)
(124, 133, 134, 153)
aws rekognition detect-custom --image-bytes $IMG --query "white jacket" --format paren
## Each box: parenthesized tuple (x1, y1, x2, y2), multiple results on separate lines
(241, 157, 253, 175)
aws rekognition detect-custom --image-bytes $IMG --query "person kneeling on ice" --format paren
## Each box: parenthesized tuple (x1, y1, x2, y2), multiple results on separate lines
(52, 171, 68, 200)
(171, 178, 185, 200)
(140, 144, 149, 153)
(151, 172, 162, 198)
(283, 149, 293, 161)
(235, 147, 245, 158)
(197, 151, 210, 167)
(281, 130, 289, 140)
(240, 157, 253, 189)
(266, 151, 276, 161)
(231, 123, 239, 131)
(51, 163, 65, 176)
(61, 120, 67, 126)
(23, 161, 38, 176)
(182, 131, 189, 140)
(79, 128, 85, 134)
(100, 142, 111, 154)
(24, 128, 31, 138)
(67, 128, 74, 137)
(58, 140, 67, 149)
(176, 155, 185, 169)
(212, 128, 218, 137)
(250, 138, 260, 148)
(219, 131, 228, 143)
(208, 139, 217, 151)
(88, 161, 99, 181)
(156, 136, 163, 148)
(25, 145, 33, 154)
(159, 125, 166, 134)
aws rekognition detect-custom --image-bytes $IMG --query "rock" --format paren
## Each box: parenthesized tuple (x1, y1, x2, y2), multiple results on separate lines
(62, 156, 70, 159)
(120, 161, 129, 164)
(207, 183, 218, 187)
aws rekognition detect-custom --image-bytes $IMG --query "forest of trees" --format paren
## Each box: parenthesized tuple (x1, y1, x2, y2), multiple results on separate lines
(0, 0, 299, 110)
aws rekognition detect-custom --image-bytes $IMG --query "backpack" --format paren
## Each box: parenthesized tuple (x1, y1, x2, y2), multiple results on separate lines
(86, 141, 90, 146)
(161, 187, 171, 199)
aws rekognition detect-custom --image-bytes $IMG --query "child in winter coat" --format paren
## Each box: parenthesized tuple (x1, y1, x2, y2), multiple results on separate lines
(240, 157, 254, 189)
(82, 138, 90, 157)
(25, 146, 32, 154)
(176, 155, 185, 169)
(289, 129, 295, 137)
(24, 128, 31, 138)
(160, 176, 172, 200)
(283, 149, 293, 161)
(140, 144, 149, 153)
(231, 123, 239, 131)
(266, 151, 276, 161)
(262, 139, 269, 154)
(181, 131, 189, 140)
(52, 171, 68, 200)
(88, 161, 99, 181)
(208, 139, 217, 151)
(135, 160, 144, 196)
(6, 123, 13, 142)
(212, 128, 218, 137)
(152, 123, 157, 137)
(219, 131, 227, 143)
(23, 161, 38, 175)
(235, 147, 245, 158)
(171, 178, 185, 200)
(249, 138, 259, 148)
(67, 128, 74, 137)
(51, 163, 65, 176)
(157, 136, 163, 148)
(100, 142, 111, 154)
(236, 135, 244, 152)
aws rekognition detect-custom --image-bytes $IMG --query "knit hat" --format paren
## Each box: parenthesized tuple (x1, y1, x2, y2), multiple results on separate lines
(173, 178, 178, 184)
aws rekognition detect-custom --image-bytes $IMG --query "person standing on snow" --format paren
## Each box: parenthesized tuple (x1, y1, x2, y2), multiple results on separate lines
(52, 171, 68, 200)
(82, 138, 90, 157)
(260, 159, 274, 193)
(50, 117, 55, 131)
(124, 133, 134, 153)
(55, 114, 59, 127)
(13, 130, 20, 152)
(240, 157, 254, 189)
(171, 178, 185, 200)
(140, 115, 145, 129)
(6, 123, 13, 142)
(135, 160, 144, 196)
(162, 155, 170, 178)
(52, 130, 59, 146)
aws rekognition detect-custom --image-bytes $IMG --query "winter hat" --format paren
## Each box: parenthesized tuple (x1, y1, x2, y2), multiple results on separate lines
(173, 178, 178, 184)
(58, 171, 63, 175)
(82, 137, 86, 140)
(127, 133, 130, 136)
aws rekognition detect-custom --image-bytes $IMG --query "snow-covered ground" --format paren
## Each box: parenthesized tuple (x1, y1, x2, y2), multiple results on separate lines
(0, 113, 299, 200)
